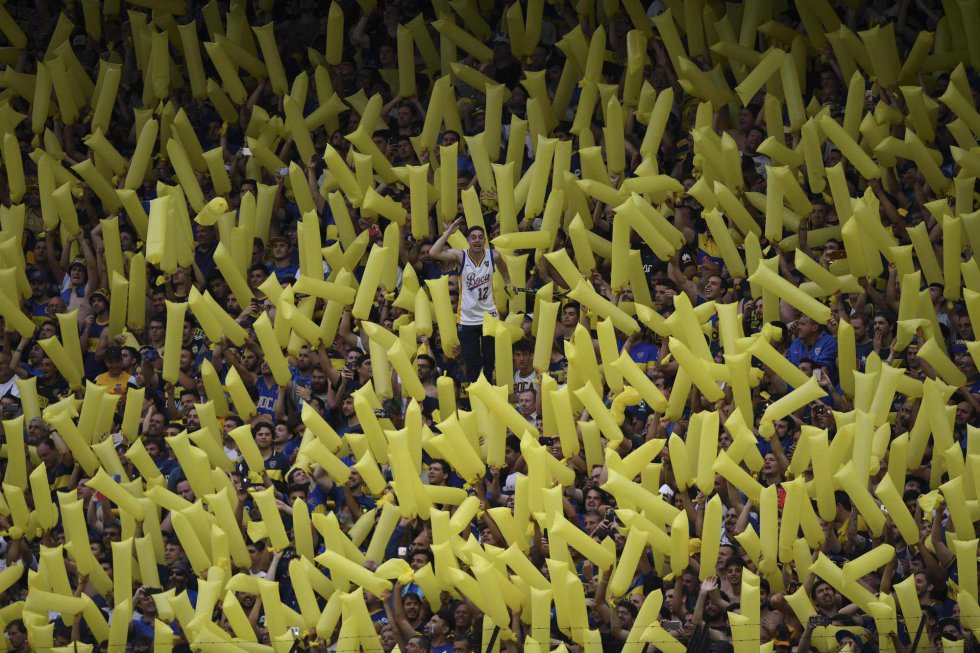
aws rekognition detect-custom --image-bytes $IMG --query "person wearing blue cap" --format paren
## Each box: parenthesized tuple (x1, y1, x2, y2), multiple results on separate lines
(835, 629, 864, 653)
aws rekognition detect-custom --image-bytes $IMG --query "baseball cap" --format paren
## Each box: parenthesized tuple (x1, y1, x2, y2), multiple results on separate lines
(104, 346, 123, 360)
(28, 268, 45, 283)
(835, 630, 864, 647)
(269, 236, 289, 246)
(90, 288, 109, 303)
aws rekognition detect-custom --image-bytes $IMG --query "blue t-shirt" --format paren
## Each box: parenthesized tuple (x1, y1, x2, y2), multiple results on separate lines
(627, 341, 660, 370)
(270, 262, 300, 282)
(132, 617, 177, 640)
(310, 484, 345, 514)
(256, 376, 279, 417)
(785, 331, 838, 373)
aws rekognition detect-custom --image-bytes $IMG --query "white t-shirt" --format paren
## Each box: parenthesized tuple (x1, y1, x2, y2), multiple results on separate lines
(0, 376, 20, 399)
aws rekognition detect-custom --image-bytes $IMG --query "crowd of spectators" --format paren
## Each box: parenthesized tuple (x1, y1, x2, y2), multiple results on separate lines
(0, 0, 977, 652)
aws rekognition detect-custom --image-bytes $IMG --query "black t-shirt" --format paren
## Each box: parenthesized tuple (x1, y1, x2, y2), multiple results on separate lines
(601, 631, 625, 653)
(236, 451, 291, 492)
(855, 340, 875, 370)
(492, 61, 523, 88)
(37, 378, 70, 409)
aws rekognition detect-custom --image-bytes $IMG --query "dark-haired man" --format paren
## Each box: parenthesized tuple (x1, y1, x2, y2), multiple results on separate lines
(429, 218, 511, 384)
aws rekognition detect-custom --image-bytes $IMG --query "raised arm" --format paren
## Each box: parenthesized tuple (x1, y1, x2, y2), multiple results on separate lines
(428, 217, 465, 266)
(494, 248, 512, 286)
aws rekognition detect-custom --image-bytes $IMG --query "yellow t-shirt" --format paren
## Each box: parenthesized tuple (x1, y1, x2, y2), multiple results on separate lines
(96, 371, 130, 396)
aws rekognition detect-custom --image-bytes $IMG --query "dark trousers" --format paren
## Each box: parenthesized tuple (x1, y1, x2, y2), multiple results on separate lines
(458, 324, 494, 384)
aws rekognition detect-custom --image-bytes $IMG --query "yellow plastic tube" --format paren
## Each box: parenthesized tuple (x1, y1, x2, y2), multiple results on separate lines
(393, 24, 417, 97)
(804, 121, 832, 193)
(278, 97, 315, 166)
(47, 54, 80, 124)
(532, 300, 559, 374)
(779, 53, 806, 131)
(19, 52, 50, 105)
(432, 18, 492, 64)
(200, 79, 236, 127)
(567, 280, 640, 335)
(124, 118, 159, 191)
(918, 338, 968, 387)
(469, 377, 538, 438)
(323, 145, 363, 206)
(320, 3, 345, 65)
(211, 242, 253, 305)
(907, 129, 951, 193)
(363, 187, 408, 226)
(612, 196, 673, 261)
(667, 337, 725, 403)
(712, 452, 762, 501)
(159, 301, 184, 384)
(550, 516, 616, 570)
(858, 23, 901, 88)
(351, 245, 386, 320)
(247, 23, 285, 94)
(88, 468, 146, 521)
(942, 214, 963, 301)
(221, 367, 255, 421)
(573, 381, 624, 445)
(834, 461, 886, 536)
(70, 158, 120, 212)
(0, 278, 36, 339)
(197, 151, 232, 202)
(872, 472, 919, 545)
(407, 164, 431, 240)
(819, 114, 881, 180)
(0, 132, 27, 206)
(173, 23, 207, 100)
(249, 311, 290, 387)
(735, 48, 785, 106)
(163, 138, 203, 213)
(639, 87, 674, 160)
(939, 82, 980, 136)
(38, 335, 82, 392)
(203, 41, 246, 103)
(426, 275, 461, 358)
(317, 550, 391, 597)
(905, 223, 945, 288)
(642, 8, 682, 69)
(697, 495, 723, 581)
(755, 484, 781, 578)
(750, 263, 831, 324)
(759, 377, 828, 438)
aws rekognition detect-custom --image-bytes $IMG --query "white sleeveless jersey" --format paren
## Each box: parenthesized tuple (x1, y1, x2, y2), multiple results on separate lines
(457, 250, 497, 325)
(513, 369, 537, 395)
